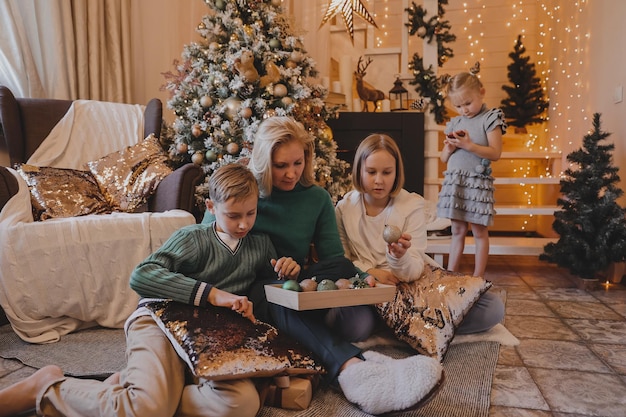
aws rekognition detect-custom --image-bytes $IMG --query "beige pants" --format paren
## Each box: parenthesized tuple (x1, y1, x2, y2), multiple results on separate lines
(37, 315, 260, 417)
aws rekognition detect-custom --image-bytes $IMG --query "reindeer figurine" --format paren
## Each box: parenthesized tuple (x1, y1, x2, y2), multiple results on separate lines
(354, 56, 385, 112)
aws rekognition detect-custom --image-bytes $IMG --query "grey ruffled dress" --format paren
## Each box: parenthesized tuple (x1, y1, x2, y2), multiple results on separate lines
(436, 105, 507, 226)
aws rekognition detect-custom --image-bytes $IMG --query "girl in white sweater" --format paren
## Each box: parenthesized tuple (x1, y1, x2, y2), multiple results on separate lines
(336, 133, 504, 334)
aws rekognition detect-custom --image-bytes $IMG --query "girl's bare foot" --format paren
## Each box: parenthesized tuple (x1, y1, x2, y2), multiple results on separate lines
(0, 365, 64, 417)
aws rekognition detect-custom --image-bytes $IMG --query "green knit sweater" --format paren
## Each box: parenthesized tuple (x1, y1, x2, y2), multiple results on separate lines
(130, 222, 277, 307)
(203, 184, 345, 266)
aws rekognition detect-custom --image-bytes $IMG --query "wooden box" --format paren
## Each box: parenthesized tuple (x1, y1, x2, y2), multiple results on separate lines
(264, 283, 396, 311)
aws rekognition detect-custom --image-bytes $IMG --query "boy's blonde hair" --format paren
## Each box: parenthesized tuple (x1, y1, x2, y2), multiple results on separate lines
(248, 116, 316, 198)
(442, 62, 483, 97)
(208, 163, 259, 204)
(352, 133, 405, 197)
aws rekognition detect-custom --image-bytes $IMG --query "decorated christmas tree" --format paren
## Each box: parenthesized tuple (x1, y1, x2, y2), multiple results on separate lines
(500, 35, 548, 133)
(541, 114, 626, 279)
(162, 0, 351, 204)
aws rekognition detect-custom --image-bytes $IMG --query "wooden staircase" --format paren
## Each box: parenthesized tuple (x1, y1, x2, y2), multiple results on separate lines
(423, 119, 561, 262)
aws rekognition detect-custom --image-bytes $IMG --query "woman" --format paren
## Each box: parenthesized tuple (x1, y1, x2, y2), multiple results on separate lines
(202, 117, 442, 415)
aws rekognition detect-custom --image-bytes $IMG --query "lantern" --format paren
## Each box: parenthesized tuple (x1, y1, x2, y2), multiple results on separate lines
(389, 77, 409, 111)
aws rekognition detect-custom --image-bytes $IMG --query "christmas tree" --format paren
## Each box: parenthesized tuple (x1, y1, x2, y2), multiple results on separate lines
(162, 0, 351, 205)
(500, 35, 548, 133)
(541, 114, 626, 279)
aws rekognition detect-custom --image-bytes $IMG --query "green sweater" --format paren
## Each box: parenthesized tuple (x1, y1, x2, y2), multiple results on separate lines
(203, 184, 345, 266)
(130, 222, 277, 307)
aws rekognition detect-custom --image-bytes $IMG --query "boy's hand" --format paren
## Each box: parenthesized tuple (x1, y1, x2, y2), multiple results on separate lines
(208, 287, 256, 322)
(387, 233, 411, 259)
(271, 257, 301, 280)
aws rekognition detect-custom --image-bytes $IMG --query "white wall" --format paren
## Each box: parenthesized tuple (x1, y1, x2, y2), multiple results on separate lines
(583, 0, 626, 204)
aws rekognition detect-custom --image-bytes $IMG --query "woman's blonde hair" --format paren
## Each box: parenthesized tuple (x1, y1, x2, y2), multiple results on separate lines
(248, 116, 316, 198)
(352, 133, 404, 197)
(208, 163, 259, 204)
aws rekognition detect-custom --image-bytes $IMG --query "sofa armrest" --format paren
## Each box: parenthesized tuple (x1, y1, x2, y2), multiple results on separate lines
(0, 166, 19, 213)
(148, 163, 204, 220)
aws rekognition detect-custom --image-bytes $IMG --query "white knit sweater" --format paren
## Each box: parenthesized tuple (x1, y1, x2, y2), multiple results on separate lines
(335, 189, 440, 282)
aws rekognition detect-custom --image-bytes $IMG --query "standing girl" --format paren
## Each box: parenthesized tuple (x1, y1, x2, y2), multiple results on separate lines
(437, 63, 506, 277)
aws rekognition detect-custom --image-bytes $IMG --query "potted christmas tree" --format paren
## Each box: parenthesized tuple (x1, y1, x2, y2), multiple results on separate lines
(541, 113, 626, 283)
(161, 0, 351, 206)
(500, 35, 548, 133)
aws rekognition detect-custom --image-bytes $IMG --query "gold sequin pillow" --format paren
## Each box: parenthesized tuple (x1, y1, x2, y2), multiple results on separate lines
(86, 134, 173, 212)
(376, 265, 492, 361)
(16, 164, 112, 221)
(144, 300, 324, 381)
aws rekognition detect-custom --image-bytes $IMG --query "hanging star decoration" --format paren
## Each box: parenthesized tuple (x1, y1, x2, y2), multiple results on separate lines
(319, 0, 378, 43)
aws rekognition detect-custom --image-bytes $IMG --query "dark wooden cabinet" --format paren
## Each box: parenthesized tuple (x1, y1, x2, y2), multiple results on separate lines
(327, 112, 425, 195)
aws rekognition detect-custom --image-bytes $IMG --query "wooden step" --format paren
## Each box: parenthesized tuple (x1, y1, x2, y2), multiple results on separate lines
(495, 205, 559, 215)
(424, 151, 562, 159)
(426, 236, 558, 265)
(424, 177, 561, 185)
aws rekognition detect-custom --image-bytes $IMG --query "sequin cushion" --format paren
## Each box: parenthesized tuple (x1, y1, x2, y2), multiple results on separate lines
(376, 265, 492, 361)
(144, 300, 324, 381)
(16, 164, 112, 221)
(86, 134, 173, 212)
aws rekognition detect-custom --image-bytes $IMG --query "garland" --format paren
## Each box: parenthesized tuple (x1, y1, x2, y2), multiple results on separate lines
(406, 0, 455, 124)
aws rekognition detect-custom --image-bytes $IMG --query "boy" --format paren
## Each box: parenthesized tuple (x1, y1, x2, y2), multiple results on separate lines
(0, 163, 300, 417)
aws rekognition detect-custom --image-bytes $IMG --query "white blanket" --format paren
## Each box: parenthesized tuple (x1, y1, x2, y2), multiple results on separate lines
(27, 100, 146, 169)
(0, 168, 195, 343)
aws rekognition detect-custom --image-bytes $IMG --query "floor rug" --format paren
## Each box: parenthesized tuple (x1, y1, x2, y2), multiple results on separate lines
(0, 325, 126, 378)
(0, 324, 499, 417)
(258, 341, 500, 417)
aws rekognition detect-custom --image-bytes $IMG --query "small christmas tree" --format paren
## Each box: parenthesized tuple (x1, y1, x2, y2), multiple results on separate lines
(162, 0, 351, 204)
(500, 35, 549, 133)
(541, 114, 626, 279)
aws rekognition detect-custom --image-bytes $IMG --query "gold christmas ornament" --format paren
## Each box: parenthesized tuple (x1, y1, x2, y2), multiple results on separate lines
(191, 152, 204, 165)
(191, 124, 202, 137)
(226, 142, 240, 155)
(224, 97, 242, 119)
(176, 142, 188, 153)
(241, 107, 253, 119)
(273, 83, 288, 97)
(319, 124, 333, 142)
(200, 95, 213, 107)
(383, 224, 402, 243)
